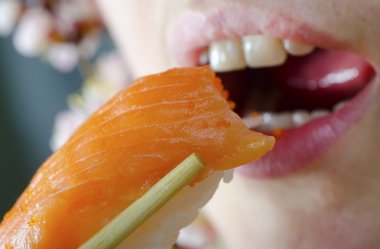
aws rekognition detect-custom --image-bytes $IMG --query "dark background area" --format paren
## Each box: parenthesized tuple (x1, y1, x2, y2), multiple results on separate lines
(0, 36, 82, 216)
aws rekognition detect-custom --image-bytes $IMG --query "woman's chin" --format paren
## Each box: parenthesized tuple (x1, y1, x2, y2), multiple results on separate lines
(204, 111, 380, 248)
(205, 163, 380, 248)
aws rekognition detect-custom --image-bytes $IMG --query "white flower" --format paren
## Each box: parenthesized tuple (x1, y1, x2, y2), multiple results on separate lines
(78, 31, 101, 59)
(13, 8, 53, 57)
(47, 43, 79, 72)
(0, 0, 20, 36)
(55, 0, 99, 25)
(95, 52, 130, 89)
(78, 80, 119, 114)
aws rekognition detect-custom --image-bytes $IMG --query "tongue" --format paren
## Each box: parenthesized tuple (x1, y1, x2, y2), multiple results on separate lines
(217, 49, 375, 115)
(272, 50, 375, 110)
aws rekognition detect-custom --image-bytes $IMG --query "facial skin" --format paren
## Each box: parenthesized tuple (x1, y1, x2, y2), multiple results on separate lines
(96, 1, 380, 248)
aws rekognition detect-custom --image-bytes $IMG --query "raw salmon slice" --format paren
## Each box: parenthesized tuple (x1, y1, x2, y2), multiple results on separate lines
(0, 66, 274, 249)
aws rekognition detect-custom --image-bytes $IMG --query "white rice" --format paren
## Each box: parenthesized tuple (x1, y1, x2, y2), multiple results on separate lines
(117, 171, 224, 249)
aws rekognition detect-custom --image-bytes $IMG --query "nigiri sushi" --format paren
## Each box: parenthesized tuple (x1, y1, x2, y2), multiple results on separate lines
(0, 66, 274, 249)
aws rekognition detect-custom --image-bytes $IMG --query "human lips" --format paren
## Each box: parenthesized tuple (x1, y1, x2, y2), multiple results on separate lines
(168, 3, 377, 177)
(168, 3, 344, 68)
(238, 79, 375, 177)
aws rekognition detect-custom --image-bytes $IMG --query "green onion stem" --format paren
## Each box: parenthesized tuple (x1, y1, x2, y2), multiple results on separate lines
(79, 153, 205, 249)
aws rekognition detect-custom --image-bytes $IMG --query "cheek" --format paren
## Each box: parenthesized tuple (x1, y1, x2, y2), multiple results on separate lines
(324, 78, 380, 180)
(97, 0, 171, 78)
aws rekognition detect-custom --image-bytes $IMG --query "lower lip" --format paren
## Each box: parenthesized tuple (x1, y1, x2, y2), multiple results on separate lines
(236, 76, 377, 178)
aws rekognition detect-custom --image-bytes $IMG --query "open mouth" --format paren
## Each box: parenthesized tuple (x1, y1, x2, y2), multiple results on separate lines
(200, 38, 375, 136)
(169, 5, 377, 177)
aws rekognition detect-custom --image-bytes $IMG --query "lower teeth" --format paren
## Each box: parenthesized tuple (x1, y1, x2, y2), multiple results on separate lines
(242, 100, 348, 131)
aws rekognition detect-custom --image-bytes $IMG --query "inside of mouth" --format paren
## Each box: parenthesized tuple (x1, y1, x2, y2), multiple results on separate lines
(212, 49, 375, 134)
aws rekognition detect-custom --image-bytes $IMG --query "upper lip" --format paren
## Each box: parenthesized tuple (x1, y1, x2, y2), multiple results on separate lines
(168, 3, 350, 67)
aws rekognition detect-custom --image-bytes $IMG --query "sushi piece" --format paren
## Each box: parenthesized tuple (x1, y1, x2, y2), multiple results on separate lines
(0, 66, 274, 249)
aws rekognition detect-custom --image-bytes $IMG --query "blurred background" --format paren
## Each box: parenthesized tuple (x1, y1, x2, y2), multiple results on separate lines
(0, 35, 82, 216)
(0, 3, 213, 249)
(0, 0, 129, 217)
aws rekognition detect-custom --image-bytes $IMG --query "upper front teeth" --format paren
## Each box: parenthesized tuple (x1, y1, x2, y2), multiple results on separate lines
(209, 39, 246, 72)
(243, 35, 287, 68)
(205, 35, 315, 72)
(283, 39, 315, 56)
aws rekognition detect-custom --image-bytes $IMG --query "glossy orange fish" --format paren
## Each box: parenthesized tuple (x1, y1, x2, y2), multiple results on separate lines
(0, 66, 274, 248)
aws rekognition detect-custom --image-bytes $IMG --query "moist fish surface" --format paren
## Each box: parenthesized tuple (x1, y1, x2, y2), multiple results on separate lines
(0, 66, 274, 249)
